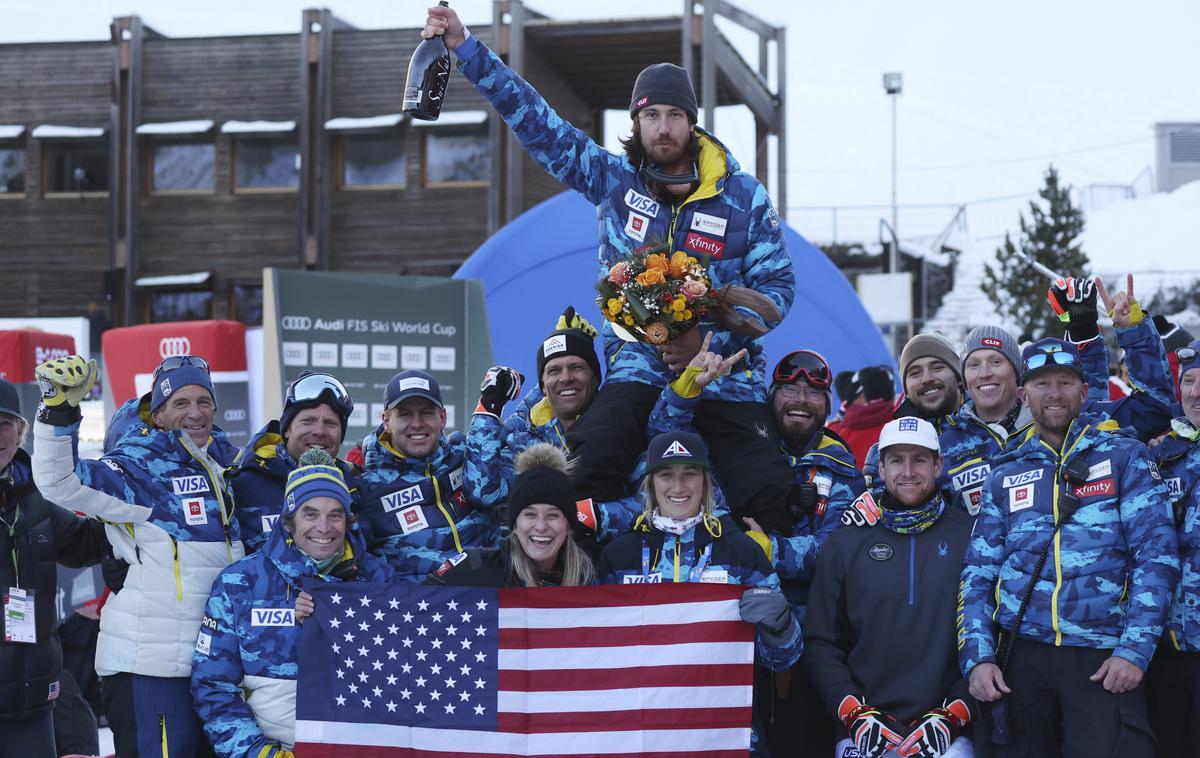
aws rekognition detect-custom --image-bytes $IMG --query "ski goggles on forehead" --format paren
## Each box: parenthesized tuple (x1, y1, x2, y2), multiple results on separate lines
(287, 372, 354, 415)
(1023, 349, 1079, 372)
(153, 355, 210, 376)
(772, 350, 832, 388)
(1177, 347, 1198, 367)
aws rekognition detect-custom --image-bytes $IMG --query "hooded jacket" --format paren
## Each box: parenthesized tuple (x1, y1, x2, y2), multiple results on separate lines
(357, 427, 490, 582)
(456, 37, 794, 404)
(33, 397, 244, 678)
(191, 506, 392, 756)
(228, 421, 363, 553)
(937, 401, 1034, 516)
(0, 449, 107, 720)
(803, 493, 974, 725)
(1153, 423, 1200, 652)
(958, 413, 1179, 675)
(598, 513, 802, 672)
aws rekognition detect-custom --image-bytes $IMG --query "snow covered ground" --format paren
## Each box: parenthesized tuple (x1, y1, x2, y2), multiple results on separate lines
(925, 181, 1200, 346)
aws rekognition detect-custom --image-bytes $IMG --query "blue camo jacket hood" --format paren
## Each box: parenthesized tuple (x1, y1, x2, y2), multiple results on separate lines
(358, 425, 490, 582)
(457, 38, 794, 403)
(958, 411, 1180, 674)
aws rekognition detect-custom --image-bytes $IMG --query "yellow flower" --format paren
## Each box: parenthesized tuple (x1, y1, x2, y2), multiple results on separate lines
(606, 298, 623, 316)
(623, 314, 635, 326)
(683, 309, 693, 319)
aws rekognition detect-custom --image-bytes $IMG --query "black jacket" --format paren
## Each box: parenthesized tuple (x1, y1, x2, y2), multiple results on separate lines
(0, 450, 108, 720)
(802, 496, 974, 725)
(425, 547, 570, 588)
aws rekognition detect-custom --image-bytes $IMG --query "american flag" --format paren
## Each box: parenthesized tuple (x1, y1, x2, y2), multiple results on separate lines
(294, 582, 755, 757)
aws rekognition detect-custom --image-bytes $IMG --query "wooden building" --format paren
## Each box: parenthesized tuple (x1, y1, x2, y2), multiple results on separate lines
(0, 0, 785, 326)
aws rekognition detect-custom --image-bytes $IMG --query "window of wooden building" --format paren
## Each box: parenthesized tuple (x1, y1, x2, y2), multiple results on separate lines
(43, 139, 109, 195)
(233, 137, 299, 191)
(149, 290, 213, 322)
(150, 142, 216, 193)
(0, 146, 24, 196)
(423, 126, 489, 187)
(339, 133, 406, 188)
(231, 282, 263, 325)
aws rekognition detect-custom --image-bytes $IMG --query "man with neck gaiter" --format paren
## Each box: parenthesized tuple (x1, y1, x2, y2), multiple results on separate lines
(804, 417, 975, 758)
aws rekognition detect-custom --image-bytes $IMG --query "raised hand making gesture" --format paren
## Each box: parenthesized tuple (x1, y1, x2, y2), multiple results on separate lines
(1095, 273, 1144, 328)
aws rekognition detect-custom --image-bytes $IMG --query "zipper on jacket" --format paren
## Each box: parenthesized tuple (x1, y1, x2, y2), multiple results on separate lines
(908, 535, 916, 606)
(170, 537, 183, 601)
(428, 463, 464, 554)
(1045, 424, 1088, 645)
(672, 535, 681, 582)
(183, 440, 235, 559)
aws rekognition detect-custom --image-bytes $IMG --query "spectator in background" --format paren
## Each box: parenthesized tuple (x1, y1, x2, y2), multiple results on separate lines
(0, 379, 108, 758)
(828, 365, 895, 468)
(1155, 314, 1195, 401)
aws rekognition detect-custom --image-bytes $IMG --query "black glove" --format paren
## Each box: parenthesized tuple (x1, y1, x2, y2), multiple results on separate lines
(895, 699, 970, 758)
(738, 587, 795, 647)
(838, 695, 905, 758)
(1048, 276, 1099, 342)
(476, 366, 523, 418)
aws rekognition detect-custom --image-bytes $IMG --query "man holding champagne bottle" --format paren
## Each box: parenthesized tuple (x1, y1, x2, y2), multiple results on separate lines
(419, 5, 800, 537)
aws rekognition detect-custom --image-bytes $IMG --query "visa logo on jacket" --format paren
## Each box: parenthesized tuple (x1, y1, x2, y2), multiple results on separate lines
(382, 484, 423, 512)
(251, 608, 295, 626)
(171, 475, 210, 495)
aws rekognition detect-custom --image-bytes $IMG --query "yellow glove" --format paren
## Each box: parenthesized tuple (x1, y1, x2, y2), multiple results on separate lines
(556, 305, 598, 338)
(35, 355, 97, 424)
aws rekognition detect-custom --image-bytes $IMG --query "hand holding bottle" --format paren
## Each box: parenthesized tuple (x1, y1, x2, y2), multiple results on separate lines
(422, 3, 468, 51)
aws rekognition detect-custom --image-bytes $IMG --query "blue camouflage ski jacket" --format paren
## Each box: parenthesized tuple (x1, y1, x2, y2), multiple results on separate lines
(229, 422, 363, 554)
(358, 427, 492, 583)
(598, 514, 803, 672)
(456, 37, 794, 403)
(957, 413, 1179, 675)
(1153, 424, 1200, 652)
(191, 510, 392, 756)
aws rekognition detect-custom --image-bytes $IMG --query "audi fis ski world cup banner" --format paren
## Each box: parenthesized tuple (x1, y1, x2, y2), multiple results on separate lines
(102, 320, 253, 448)
(262, 269, 493, 449)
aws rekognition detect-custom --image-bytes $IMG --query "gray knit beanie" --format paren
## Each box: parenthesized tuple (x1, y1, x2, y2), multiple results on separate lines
(899, 332, 963, 383)
(961, 325, 1021, 379)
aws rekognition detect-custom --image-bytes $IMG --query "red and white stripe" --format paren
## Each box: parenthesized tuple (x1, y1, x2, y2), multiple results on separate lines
(296, 584, 755, 757)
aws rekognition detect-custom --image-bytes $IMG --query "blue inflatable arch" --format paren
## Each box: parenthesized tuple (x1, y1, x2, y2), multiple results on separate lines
(454, 191, 893, 406)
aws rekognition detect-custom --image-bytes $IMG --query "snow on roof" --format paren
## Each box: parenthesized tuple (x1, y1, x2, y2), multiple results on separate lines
(411, 110, 488, 127)
(325, 114, 405, 131)
(1080, 181, 1200, 277)
(31, 125, 105, 139)
(0, 125, 25, 139)
(136, 119, 214, 135)
(134, 271, 212, 287)
(220, 120, 296, 135)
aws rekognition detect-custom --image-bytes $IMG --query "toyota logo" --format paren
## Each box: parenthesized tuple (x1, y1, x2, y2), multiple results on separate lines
(159, 337, 191, 358)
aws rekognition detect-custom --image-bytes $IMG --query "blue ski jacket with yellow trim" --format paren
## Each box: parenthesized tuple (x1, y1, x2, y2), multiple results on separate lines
(357, 427, 493, 583)
(191, 508, 392, 757)
(957, 413, 1179, 675)
(455, 36, 794, 403)
(1153, 424, 1200, 652)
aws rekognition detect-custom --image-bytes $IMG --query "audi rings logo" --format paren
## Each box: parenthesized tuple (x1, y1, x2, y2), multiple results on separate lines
(223, 409, 247, 422)
(281, 316, 312, 330)
(159, 337, 191, 358)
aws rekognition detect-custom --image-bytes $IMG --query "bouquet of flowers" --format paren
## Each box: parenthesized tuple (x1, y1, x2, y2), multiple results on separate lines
(596, 243, 720, 345)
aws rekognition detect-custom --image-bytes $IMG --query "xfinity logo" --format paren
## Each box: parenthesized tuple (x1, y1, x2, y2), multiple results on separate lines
(159, 337, 191, 358)
(251, 608, 295, 627)
(683, 232, 725, 259)
(281, 316, 313, 330)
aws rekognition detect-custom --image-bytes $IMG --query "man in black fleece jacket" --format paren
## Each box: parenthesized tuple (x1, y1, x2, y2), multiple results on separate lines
(804, 416, 974, 758)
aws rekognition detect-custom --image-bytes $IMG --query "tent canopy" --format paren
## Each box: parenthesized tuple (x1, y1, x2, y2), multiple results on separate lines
(455, 191, 893, 406)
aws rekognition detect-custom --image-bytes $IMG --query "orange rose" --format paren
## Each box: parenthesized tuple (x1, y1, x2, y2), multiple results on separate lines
(645, 253, 670, 273)
(636, 268, 666, 286)
(669, 251, 692, 278)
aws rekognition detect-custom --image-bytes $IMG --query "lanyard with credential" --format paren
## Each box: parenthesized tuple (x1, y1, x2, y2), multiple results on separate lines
(0, 506, 20, 587)
(641, 544, 651, 578)
(688, 544, 713, 583)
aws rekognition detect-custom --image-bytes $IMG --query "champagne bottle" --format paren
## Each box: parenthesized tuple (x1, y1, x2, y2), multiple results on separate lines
(402, 1, 452, 121)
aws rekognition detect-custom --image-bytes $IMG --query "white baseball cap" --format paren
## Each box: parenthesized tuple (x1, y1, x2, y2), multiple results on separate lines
(877, 416, 940, 453)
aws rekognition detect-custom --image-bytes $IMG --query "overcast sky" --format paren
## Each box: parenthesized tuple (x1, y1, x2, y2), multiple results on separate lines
(7, 0, 1199, 237)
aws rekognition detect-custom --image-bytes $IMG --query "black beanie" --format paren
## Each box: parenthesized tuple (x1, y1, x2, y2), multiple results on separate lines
(834, 370, 861, 404)
(536, 329, 602, 390)
(859, 365, 896, 403)
(507, 444, 575, 529)
(629, 63, 699, 122)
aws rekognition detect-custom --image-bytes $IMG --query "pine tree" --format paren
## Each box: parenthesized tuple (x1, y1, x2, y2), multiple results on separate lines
(981, 165, 1089, 339)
